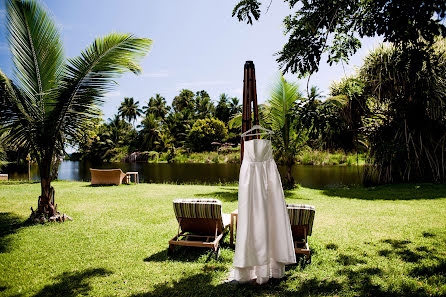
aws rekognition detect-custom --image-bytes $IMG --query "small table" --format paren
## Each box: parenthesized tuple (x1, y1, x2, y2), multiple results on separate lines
(126, 172, 139, 184)
(230, 209, 238, 245)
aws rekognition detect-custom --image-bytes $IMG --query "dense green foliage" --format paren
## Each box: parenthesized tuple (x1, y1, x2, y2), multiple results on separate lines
(0, 0, 152, 216)
(360, 40, 446, 184)
(231, 0, 446, 185)
(76, 89, 242, 162)
(188, 118, 228, 152)
(263, 73, 308, 187)
(233, 0, 446, 76)
(1, 181, 445, 296)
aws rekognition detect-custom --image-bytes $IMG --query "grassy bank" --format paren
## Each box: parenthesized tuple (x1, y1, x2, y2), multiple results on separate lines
(0, 181, 445, 296)
(143, 148, 365, 165)
(297, 149, 366, 166)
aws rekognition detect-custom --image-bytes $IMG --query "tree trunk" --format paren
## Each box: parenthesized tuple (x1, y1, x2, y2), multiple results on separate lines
(285, 163, 295, 189)
(37, 158, 56, 217)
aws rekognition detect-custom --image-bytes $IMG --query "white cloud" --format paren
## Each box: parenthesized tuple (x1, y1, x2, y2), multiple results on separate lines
(176, 80, 231, 89)
(141, 70, 169, 78)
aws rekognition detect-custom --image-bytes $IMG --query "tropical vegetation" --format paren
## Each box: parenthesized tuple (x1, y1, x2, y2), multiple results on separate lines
(360, 39, 446, 184)
(262, 73, 308, 188)
(0, 0, 152, 219)
(1, 0, 445, 190)
(232, 0, 446, 76)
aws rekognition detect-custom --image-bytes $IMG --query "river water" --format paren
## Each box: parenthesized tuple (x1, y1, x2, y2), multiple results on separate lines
(3, 160, 364, 188)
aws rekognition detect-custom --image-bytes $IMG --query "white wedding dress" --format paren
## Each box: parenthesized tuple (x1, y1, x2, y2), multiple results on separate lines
(233, 139, 296, 284)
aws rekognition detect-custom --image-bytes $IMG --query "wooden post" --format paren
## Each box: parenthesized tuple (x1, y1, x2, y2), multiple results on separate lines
(26, 154, 31, 182)
(241, 61, 260, 163)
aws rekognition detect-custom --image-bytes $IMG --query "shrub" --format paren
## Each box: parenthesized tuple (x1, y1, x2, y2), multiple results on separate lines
(188, 118, 228, 152)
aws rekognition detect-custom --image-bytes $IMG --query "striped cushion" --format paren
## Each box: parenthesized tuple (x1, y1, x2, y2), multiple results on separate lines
(173, 199, 222, 219)
(287, 204, 315, 236)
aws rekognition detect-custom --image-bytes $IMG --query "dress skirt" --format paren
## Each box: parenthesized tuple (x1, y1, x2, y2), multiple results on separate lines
(233, 139, 296, 284)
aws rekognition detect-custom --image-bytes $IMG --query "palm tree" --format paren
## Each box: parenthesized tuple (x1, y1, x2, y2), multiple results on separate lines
(215, 93, 230, 122)
(107, 114, 132, 146)
(0, 134, 6, 167)
(194, 90, 214, 119)
(263, 73, 308, 188)
(229, 97, 242, 116)
(142, 94, 169, 119)
(118, 97, 142, 126)
(138, 113, 161, 151)
(0, 0, 152, 219)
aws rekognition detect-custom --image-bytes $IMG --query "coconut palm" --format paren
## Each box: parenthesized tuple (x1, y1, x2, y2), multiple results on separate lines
(0, 0, 152, 219)
(107, 114, 132, 146)
(215, 93, 230, 122)
(229, 97, 242, 116)
(138, 113, 161, 151)
(194, 90, 214, 119)
(263, 73, 308, 188)
(143, 94, 169, 119)
(118, 97, 142, 125)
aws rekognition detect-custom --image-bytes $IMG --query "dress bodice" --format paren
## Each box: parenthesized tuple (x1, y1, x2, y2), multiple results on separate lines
(243, 139, 273, 162)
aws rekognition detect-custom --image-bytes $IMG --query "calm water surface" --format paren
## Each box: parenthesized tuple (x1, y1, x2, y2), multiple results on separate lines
(4, 160, 364, 188)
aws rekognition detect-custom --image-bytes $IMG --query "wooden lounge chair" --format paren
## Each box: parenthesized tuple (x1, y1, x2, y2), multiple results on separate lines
(168, 199, 230, 257)
(287, 204, 315, 262)
(90, 168, 127, 185)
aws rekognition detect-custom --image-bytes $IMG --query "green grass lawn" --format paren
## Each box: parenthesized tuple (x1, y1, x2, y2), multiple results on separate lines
(0, 181, 445, 296)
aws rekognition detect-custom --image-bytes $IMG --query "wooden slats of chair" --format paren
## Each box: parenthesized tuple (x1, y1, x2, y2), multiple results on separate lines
(168, 217, 227, 255)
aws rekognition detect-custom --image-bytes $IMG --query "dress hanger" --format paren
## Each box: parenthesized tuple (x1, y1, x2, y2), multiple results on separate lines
(241, 124, 274, 139)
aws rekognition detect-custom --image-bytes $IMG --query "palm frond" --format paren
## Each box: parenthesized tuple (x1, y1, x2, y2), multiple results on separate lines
(266, 72, 302, 131)
(6, 0, 64, 113)
(53, 33, 152, 141)
(0, 69, 39, 150)
(228, 113, 242, 129)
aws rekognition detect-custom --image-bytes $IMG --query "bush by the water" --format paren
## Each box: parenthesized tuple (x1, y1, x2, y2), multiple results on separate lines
(187, 118, 228, 152)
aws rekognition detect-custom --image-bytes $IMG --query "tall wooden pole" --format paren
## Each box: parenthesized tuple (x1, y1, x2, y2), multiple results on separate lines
(26, 153, 31, 182)
(241, 61, 260, 163)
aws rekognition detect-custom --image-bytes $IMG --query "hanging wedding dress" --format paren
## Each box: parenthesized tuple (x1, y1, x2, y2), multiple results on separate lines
(233, 138, 296, 284)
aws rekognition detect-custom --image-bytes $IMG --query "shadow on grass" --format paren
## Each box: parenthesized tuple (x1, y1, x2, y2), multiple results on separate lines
(138, 236, 446, 297)
(32, 268, 112, 297)
(410, 258, 446, 277)
(284, 189, 303, 199)
(377, 238, 440, 263)
(83, 183, 135, 187)
(194, 188, 238, 202)
(144, 247, 217, 263)
(337, 266, 384, 296)
(0, 212, 30, 253)
(337, 254, 367, 265)
(319, 183, 446, 200)
(128, 272, 344, 297)
(193, 188, 303, 202)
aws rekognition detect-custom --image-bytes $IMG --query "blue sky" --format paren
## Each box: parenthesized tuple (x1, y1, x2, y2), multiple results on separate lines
(0, 0, 381, 122)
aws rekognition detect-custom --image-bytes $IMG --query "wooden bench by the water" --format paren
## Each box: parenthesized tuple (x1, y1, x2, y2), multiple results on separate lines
(90, 169, 127, 185)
